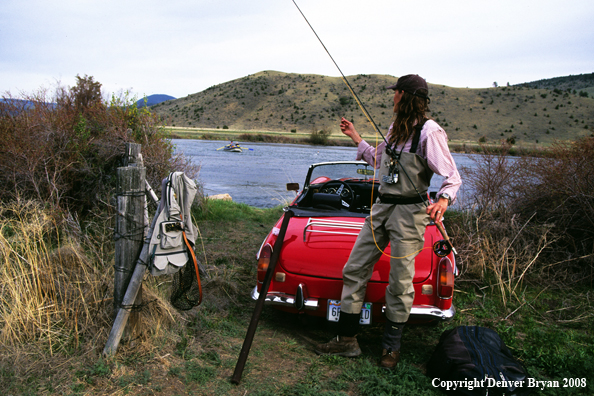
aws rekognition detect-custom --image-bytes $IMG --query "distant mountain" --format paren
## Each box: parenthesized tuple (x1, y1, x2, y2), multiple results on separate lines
(0, 98, 36, 108)
(0, 98, 56, 115)
(137, 94, 176, 108)
(152, 71, 594, 145)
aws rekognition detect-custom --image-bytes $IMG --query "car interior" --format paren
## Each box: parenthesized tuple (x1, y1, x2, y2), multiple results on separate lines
(292, 179, 380, 214)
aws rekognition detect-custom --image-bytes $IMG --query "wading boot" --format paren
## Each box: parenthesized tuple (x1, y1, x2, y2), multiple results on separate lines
(315, 335, 362, 357)
(379, 348, 400, 368)
(315, 312, 362, 357)
(379, 320, 405, 368)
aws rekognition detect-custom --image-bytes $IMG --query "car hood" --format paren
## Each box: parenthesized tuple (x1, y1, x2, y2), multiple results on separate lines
(276, 215, 435, 283)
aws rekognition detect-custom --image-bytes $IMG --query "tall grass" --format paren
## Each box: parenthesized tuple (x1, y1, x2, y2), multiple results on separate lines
(0, 200, 109, 353)
(0, 200, 183, 375)
(451, 138, 594, 310)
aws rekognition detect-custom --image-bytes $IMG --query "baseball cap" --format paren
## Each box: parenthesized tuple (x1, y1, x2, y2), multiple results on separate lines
(387, 74, 429, 99)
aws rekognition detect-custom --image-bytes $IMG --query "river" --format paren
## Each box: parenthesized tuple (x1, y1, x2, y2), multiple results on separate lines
(173, 139, 475, 208)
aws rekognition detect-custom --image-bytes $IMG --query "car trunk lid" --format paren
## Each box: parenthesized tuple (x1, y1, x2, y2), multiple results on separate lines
(277, 216, 434, 283)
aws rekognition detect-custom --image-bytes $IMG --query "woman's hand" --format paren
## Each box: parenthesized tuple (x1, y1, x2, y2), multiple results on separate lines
(427, 197, 449, 222)
(340, 117, 362, 144)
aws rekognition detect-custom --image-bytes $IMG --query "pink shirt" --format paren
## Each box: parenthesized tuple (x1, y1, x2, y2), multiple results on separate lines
(356, 119, 462, 203)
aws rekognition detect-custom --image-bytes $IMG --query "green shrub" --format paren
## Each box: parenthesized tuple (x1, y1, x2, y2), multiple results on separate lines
(338, 97, 352, 106)
(309, 129, 331, 145)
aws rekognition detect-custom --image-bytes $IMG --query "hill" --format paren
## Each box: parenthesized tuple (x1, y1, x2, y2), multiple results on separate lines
(152, 71, 594, 146)
(0, 98, 56, 115)
(519, 73, 594, 94)
(137, 94, 175, 107)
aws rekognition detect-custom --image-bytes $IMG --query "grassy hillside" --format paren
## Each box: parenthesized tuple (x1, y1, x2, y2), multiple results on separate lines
(520, 72, 594, 97)
(152, 70, 594, 147)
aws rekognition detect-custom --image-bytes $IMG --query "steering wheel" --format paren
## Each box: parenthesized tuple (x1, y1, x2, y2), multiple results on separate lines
(318, 180, 355, 209)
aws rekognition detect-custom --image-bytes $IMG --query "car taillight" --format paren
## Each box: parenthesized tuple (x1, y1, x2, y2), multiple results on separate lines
(438, 257, 454, 298)
(257, 243, 273, 277)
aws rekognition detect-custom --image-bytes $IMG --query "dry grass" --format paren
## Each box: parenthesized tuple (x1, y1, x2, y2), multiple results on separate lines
(0, 200, 184, 382)
(450, 139, 594, 310)
(0, 200, 102, 352)
(451, 209, 559, 309)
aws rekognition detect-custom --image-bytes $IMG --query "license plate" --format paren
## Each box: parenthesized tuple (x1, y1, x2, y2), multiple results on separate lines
(326, 300, 372, 325)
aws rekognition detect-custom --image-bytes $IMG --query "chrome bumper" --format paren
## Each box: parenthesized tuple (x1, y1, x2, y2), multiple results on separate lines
(251, 286, 319, 311)
(251, 286, 456, 321)
(409, 305, 456, 321)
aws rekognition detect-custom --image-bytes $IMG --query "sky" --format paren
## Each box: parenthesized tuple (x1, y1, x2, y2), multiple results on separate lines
(1, 0, 593, 100)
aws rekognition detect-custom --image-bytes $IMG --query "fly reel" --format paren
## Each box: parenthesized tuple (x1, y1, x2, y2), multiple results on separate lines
(433, 239, 453, 257)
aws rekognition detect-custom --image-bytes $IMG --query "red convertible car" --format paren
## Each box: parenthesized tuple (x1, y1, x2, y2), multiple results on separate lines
(252, 161, 457, 325)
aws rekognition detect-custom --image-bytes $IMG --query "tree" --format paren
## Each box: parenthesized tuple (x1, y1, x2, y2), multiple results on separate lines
(70, 74, 102, 112)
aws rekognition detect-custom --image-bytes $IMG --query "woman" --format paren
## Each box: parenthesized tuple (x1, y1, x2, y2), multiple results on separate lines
(315, 74, 461, 368)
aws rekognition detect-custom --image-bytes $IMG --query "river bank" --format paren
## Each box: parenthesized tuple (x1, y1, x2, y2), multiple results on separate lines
(166, 126, 555, 157)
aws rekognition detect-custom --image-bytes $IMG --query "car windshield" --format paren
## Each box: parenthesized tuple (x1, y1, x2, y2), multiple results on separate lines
(307, 162, 377, 186)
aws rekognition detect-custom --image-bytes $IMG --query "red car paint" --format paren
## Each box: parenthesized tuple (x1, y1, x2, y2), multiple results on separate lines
(253, 161, 456, 324)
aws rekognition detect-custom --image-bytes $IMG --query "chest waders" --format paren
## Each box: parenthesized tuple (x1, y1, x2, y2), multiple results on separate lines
(378, 123, 433, 200)
(340, 124, 432, 329)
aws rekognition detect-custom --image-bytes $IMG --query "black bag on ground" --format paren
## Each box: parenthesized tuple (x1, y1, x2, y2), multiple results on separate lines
(427, 326, 531, 396)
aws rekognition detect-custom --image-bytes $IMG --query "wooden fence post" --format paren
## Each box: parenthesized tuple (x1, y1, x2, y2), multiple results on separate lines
(104, 200, 159, 356)
(114, 143, 145, 341)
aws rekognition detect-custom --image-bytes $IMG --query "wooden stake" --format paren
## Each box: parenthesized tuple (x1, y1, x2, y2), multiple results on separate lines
(113, 143, 145, 341)
(103, 196, 161, 356)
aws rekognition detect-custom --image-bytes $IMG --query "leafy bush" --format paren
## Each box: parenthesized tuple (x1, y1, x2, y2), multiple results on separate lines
(309, 129, 331, 145)
(453, 139, 594, 288)
(0, 75, 197, 215)
(513, 137, 594, 275)
(338, 97, 352, 106)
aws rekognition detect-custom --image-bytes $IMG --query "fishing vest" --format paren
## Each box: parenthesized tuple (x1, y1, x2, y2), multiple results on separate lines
(148, 172, 198, 276)
(378, 120, 433, 200)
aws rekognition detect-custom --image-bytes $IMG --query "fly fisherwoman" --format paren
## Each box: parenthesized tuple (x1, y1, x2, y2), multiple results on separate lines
(315, 74, 462, 368)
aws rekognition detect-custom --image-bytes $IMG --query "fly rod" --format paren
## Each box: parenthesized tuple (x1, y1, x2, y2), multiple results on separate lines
(291, 0, 391, 152)
(291, 0, 456, 256)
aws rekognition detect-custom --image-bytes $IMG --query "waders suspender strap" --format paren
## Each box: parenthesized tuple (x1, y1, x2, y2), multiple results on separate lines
(409, 118, 428, 154)
(385, 118, 428, 159)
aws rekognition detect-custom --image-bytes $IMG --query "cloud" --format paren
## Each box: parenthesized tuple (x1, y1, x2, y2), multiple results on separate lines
(1, 0, 593, 98)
